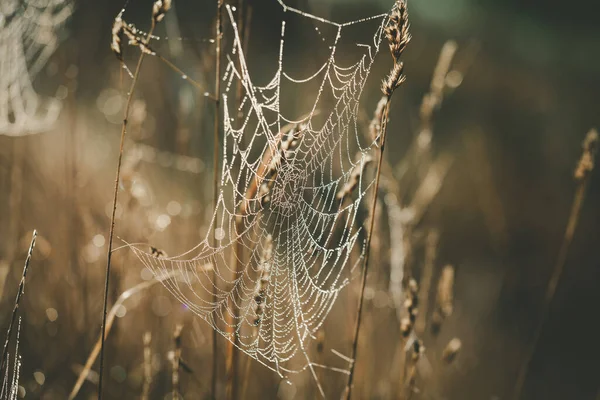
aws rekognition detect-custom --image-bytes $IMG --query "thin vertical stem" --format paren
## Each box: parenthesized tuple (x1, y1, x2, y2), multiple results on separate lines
(344, 97, 392, 400)
(141, 332, 152, 400)
(512, 129, 597, 400)
(414, 229, 439, 335)
(235, 3, 255, 398)
(345, 3, 410, 396)
(211, 1, 223, 398)
(172, 325, 183, 399)
(98, 20, 157, 400)
(0, 231, 36, 376)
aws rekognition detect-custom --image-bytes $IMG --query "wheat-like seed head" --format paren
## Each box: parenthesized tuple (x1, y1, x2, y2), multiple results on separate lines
(574, 128, 598, 181)
(336, 153, 374, 201)
(442, 337, 462, 364)
(152, 0, 172, 24)
(385, 0, 410, 61)
(382, 0, 411, 96)
(111, 11, 124, 60)
(401, 278, 419, 338)
(253, 234, 273, 326)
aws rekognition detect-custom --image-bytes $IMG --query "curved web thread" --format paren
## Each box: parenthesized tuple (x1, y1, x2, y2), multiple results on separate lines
(131, 1, 390, 381)
(0, 0, 73, 136)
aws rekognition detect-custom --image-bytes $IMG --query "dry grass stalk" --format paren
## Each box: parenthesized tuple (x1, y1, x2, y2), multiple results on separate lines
(574, 129, 598, 180)
(172, 324, 183, 399)
(229, 121, 305, 400)
(385, 189, 408, 323)
(441, 337, 462, 364)
(381, 2, 410, 97)
(344, 2, 410, 398)
(404, 339, 425, 400)
(141, 332, 152, 400)
(1, 317, 22, 399)
(400, 279, 419, 338)
(513, 128, 598, 400)
(419, 40, 458, 133)
(152, 0, 172, 24)
(239, 233, 273, 398)
(415, 230, 439, 335)
(253, 234, 273, 326)
(113, 9, 210, 94)
(212, 2, 223, 396)
(396, 279, 420, 397)
(70, 271, 184, 400)
(237, 122, 300, 219)
(431, 264, 455, 335)
(322, 151, 374, 252)
(368, 97, 387, 142)
(336, 154, 374, 202)
(111, 11, 124, 61)
(99, 3, 168, 397)
(396, 40, 458, 188)
(407, 153, 454, 225)
(0, 231, 36, 377)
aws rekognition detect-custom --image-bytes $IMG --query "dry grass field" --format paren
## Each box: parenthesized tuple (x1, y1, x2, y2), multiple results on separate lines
(0, 0, 599, 399)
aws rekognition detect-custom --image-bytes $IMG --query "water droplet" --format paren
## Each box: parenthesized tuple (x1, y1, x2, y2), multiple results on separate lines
(33, 371, 46, 386)
(45, 308, 58, 322)
(156, 214, 172, 231)
(182, 74, 188, 80)
(167, 201, 182, 216)
(92, 234, 105, 248)
(110, 365, 127, 383)
(115, 305, 127, 318)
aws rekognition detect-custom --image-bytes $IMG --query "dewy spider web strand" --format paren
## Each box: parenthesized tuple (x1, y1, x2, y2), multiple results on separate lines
(0, 0, 73, 136)
(127, 0, 393, 393)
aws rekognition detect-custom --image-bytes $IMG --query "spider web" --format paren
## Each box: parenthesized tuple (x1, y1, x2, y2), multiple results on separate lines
(0, 0, 73, 136)
(130, 0, 391, 383)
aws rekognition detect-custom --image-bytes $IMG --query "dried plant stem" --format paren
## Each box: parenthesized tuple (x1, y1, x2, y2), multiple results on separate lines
(141, 332, 152, 400)
(415, 229, 439, 335)
(225, 241, 242, 400)
(404, 340, 424, 400)
(396, 40, 457, 189)
(512, 129, 598, 400)
(98, 20, 157, 400)
(0, 231, 36, 376)
(344, 97, 392, 400)
(344, 3, 409, 398)
(70, 271, 181, 400)
(172, 325, 183, 399)
(239, 353, 253, 400)
(211, 1, 224, 398)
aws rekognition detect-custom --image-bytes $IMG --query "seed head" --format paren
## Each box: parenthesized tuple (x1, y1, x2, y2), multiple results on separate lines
(111, 11, 124, 60)
(152, 0, 172, 24)
(442, 338, 462, 364)
(574, 128, 598, 181)
(381, 0, 411, 96)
